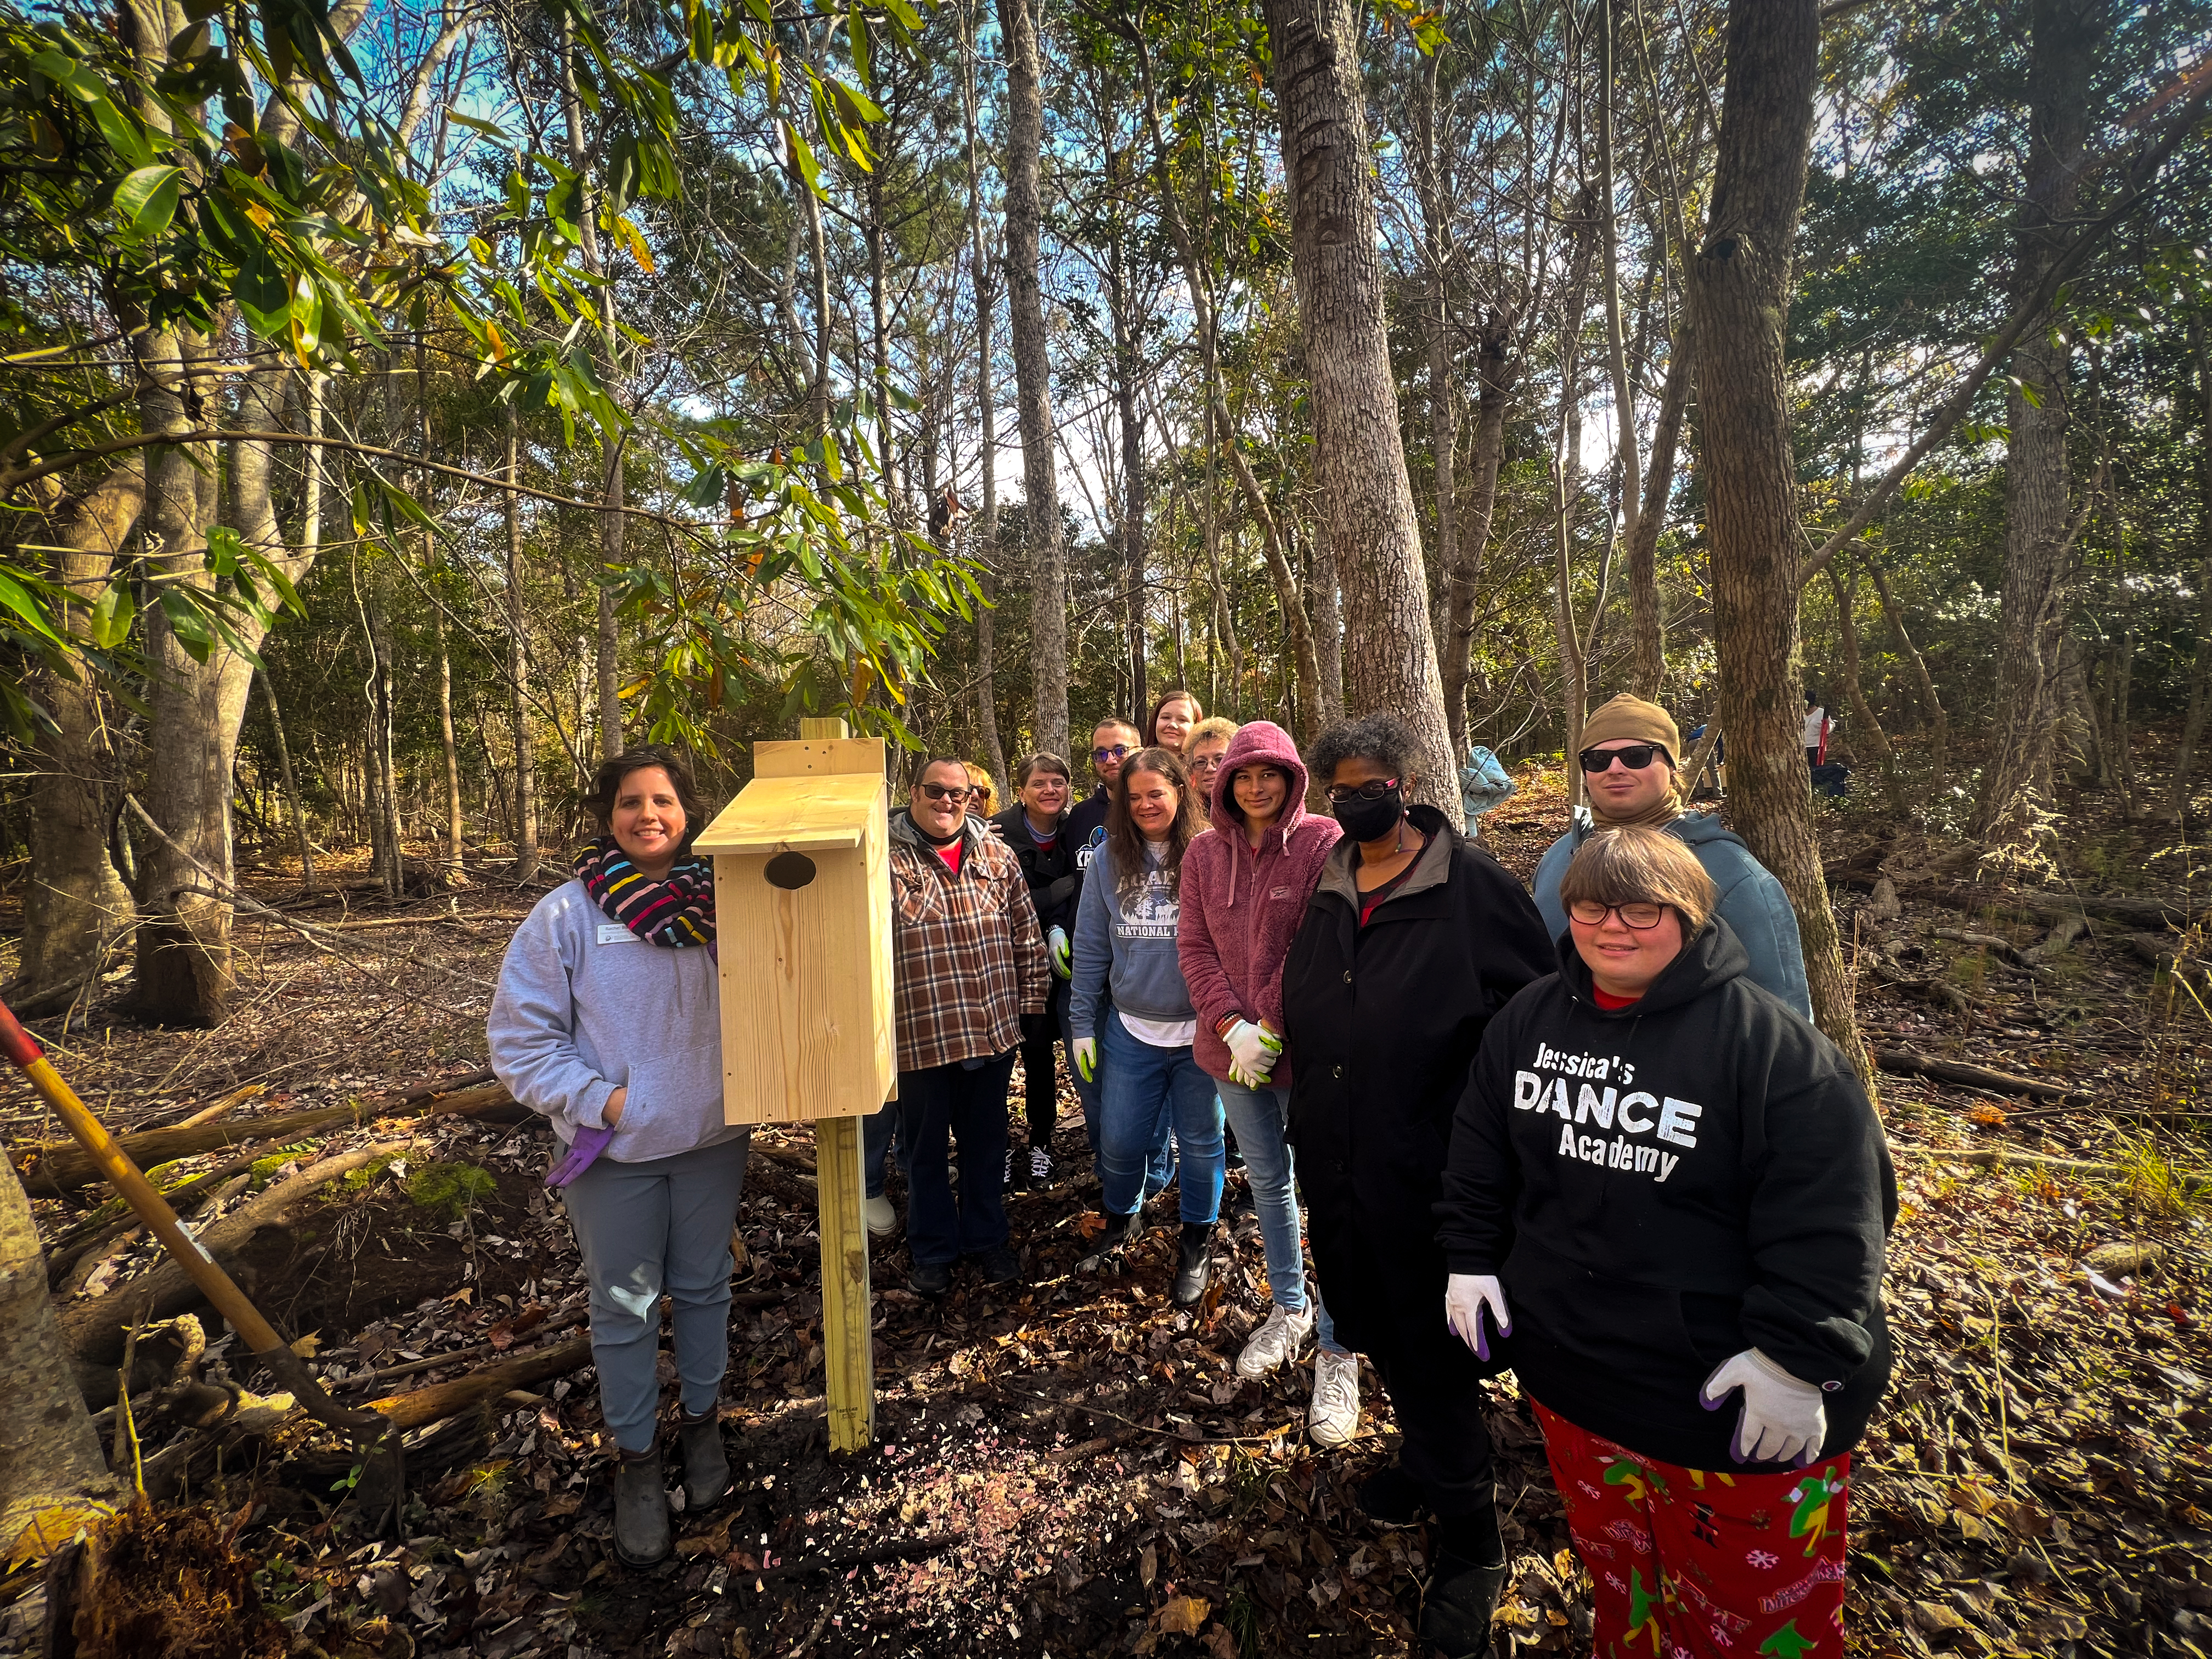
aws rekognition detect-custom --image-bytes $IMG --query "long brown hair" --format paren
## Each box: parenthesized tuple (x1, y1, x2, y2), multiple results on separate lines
(1144, 687, 1203, 747)
(1105, 747, 1203, 902)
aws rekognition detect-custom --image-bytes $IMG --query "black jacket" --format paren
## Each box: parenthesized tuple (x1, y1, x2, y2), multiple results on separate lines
(1436, 918, 1896, 1471)
(1279, 805, 1554, 1356)
(989, 804, 1080, 933)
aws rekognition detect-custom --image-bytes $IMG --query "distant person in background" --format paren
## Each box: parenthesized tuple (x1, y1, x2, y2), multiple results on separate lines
(991, 753, 1081, 1184)
(1070, 746, 1224, 1306)
(886, 758, 1049, 1296)
(1803, 695, 1830, 769)
(1146, 688, 1203, 754)
(490, 745, 747, 1567)
(1182, 715, 1238, 805)
(1531, 694, 1812, 1022)
(963, 763, 1000, 818)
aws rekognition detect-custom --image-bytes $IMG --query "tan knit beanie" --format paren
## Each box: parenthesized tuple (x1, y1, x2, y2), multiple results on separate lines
(1577, 695, 1683, 827)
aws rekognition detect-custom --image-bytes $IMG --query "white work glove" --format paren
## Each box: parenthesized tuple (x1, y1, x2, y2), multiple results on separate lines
(1700, 1348, 1828, 1467)
(1444, 1274, 1511, 1361)
(1046, 926, 1071, 979)
(1223, 1019, 1282, 1087)
(1073, 1037, 1097, 1083)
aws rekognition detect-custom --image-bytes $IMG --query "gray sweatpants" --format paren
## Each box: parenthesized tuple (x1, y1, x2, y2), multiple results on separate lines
(559, 1133, 751, 1452)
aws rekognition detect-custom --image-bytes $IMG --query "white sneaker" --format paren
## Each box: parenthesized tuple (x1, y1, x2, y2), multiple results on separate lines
(1308, 1348, 1361, 1447)
(1029, 1147, 1054, 1186)
(1236, 1302, 1316, 1379)
(862, 1193, 898, 1238)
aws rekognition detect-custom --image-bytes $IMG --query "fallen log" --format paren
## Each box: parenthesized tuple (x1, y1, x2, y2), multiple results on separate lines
(1831, 871, 2191, 930)
(1874, 1048, 2083, 1101)
(365, 1334, 594, 1430)
(2022, 912, 2091, 966)
(60, 1141, 410, 1368)
(18, 1081, 520, 1194)
(1888, 1142, 2209, 1190)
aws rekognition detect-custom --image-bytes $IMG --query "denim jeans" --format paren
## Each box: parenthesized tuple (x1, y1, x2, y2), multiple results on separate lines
(1098, 1014, 1222, 1223)
(560, 1133, 751, 1452)
(1057, 990, 1106, 1154)
(862, 1102, 901, 1201)
(898, 1053, 1017, 1265)
(1215, 1079, 1347, 1355)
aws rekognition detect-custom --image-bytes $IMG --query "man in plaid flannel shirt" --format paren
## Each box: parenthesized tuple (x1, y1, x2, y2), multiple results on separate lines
(884, 757, 1051, 1295)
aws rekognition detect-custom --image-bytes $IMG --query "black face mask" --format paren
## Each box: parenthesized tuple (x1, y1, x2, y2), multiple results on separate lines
(1331, 787, 1406, 843)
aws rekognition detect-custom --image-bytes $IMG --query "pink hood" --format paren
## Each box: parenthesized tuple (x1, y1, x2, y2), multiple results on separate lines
(1177, 721, 1342, 1085)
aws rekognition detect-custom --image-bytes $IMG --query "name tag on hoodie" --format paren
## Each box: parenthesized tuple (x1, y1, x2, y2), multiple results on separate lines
(595, 923, 640, 946)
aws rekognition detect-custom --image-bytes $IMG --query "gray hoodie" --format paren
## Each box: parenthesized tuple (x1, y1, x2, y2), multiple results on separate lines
(1070, 837, 1193, 1035)
(488, 879, 742, 1163)
(1530, 807, 1813, 1022)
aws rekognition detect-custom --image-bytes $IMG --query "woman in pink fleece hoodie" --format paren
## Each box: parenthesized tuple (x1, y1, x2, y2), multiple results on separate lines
(1176, 720, 1360, 1446)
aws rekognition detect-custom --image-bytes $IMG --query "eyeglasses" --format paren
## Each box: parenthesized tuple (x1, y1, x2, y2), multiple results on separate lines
(1324, 777, 1400, 805)
(916, 783, 970, 804)
(1092, 744, 1130, 763)
(1189, 753, 1223, 772)
(1567, 900, 1668, 930)
(1579, 743, 1669, 774)
(964, 786, 990, 802)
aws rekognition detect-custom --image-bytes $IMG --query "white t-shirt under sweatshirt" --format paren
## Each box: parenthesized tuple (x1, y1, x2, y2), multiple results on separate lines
(1118, 837, 1198, 1048)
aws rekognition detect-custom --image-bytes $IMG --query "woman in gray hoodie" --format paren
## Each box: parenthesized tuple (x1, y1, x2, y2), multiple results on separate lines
(1069, 746, 1224, 1306)
(489, 746, 748, 1568)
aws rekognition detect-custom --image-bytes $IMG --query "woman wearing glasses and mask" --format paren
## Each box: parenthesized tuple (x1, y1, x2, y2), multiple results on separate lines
(1277, 713, 1552, 1656)
(1531, 694, 1810, 1020)
(1437, 828, 1892, 1659)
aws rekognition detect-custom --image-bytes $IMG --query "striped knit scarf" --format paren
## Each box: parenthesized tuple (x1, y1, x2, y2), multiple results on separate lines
(574, 837, 716, 949)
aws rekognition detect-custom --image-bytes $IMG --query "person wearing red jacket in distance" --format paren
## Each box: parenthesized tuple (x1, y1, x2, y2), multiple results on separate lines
(1436, 827, 1894, 1659)
(1175, 720, 1362, 1446)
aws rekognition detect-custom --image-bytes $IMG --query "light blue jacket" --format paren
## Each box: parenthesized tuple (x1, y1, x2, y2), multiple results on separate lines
(1069, 838, 1194, 1035)
(1531, 809, 1813, 1022)
(489, 880, 743, 1163)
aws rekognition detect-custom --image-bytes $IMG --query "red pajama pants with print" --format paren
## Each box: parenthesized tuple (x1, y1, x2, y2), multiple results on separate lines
(1531, 1401, 1850, 1659)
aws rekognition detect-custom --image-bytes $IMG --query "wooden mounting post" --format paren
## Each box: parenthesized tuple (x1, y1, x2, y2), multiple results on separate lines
(798, 715, 877, 1453)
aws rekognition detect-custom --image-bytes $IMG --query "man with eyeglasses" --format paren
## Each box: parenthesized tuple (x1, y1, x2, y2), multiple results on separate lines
(1530, 695, 1811, 1020)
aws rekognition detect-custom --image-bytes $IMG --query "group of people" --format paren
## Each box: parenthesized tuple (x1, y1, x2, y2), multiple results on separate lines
(488, 690, 1894, 1659)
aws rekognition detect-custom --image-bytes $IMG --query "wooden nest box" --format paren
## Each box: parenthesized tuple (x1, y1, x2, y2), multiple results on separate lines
(693, 733, 895, 1125)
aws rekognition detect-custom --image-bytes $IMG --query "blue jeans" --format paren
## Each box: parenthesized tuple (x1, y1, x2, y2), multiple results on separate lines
(898, 1054, 1016, 1265)
(560, 1133, 751, 1452)
(1058, 991, 1106, 1154)
(862, 1102, 901, 1200)
(1215, 1079, 1347, 1355)
(1098, 1014, 1222, 1223)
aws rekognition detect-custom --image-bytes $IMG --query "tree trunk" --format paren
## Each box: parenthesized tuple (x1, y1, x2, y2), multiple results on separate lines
(1413, 48, 1458, 753)
(1866, 554, 1946, 777)
(17, 464, 143, 1014)
(1551, 207, 1598, 804)
(1627, 320, 1694, 698)
(1259, 0, 1458, 816)
(1686, 0, 1869, 1077)
(998, 0, 1066, 759)
(259, 669, 314, 894)
(1106, 159, 1149, 726)
(960, 0, 1009, 783)
(1971, 0, 2102, 844)
(503, 408, 540, 882)
(2165, 311, 2211, 821)
(1596, 0, 1646, 686)
(0, 1159, 112, 1544)
(1825, 559, 1906, 816)
(1442, 313, 1517, 747)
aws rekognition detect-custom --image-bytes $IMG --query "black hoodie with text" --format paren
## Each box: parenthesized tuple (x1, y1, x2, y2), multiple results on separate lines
(1436, 917, 1895, 1471)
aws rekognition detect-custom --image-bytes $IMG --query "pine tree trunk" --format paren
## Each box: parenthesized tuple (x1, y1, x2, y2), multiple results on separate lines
(259, 669, 315, 895)
(997, 0, 1067, 760)
(17, 463, 142, 1013)
(1826, 560, 1906, 816)
(961, 0, 1009, 785)
(1442, 313, 1517, 747)
(504, 408, 541, 882)
(1260, 0, 1458, 816)
(2165, 311, 2211, 821)
(1627, 322, 1693, 698)
(1686, 0, 1869, 1077)
(1972, 0, 2102, 844)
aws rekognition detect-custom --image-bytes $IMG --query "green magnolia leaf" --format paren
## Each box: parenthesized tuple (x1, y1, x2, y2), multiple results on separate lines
(88, 579, 136, 650)
(114, 165, 184, 238)
(444, 106, 512, 144)
(0, 570, 67, 648)
(783, 120, 821, 193)
(233, 247, 290, 337)
(156, 589, 217, 663)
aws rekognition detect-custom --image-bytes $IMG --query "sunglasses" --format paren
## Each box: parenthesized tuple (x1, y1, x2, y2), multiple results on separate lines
(964, 786, 990, 800)
(1092, 744, 1131, 763)
(916, 782, 971, 803)
(1567, 900, 1668, 930)
(1324, 777, 1401, 805)
(1579, 743, 1669, 774)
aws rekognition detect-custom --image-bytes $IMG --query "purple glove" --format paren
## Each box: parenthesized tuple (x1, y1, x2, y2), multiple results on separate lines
(548, 1125, 616, 1188)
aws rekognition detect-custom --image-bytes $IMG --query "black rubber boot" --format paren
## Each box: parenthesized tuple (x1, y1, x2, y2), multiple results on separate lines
(1171, 1221, 1214, 1307)
(1355, 1463, 1425, 1527)
(613, 1446, 672, 1566)
(1422, 1504, 1508, 1657)
(677, 1408, 730, 1511)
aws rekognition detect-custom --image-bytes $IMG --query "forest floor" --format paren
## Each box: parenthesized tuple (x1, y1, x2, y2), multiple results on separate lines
(2, 764, 2210, 1659)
